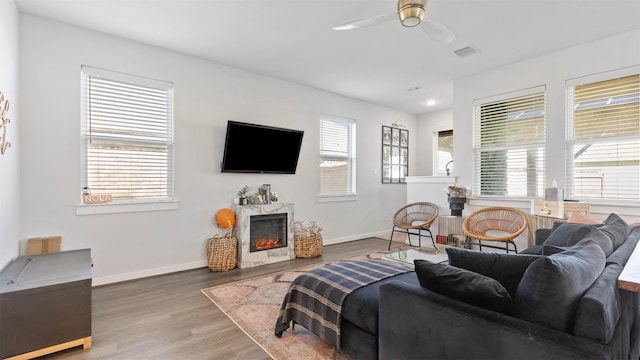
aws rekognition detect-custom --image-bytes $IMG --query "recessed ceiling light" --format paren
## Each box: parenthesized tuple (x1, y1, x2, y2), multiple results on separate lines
(426, 99, 436, 106)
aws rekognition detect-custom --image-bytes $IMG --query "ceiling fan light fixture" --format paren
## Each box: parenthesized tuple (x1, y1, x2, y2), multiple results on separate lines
(398, 0, 426, 27)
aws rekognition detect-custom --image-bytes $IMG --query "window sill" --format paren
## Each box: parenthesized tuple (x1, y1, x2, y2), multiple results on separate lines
(317, 193, 358, 203)
(469, 197, 640, 217)
(76, 200, 179, 215)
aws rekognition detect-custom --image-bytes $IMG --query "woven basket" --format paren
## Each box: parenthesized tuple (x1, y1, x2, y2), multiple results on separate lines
(207, 236, 237, 271)
(294, 232, 323, 258)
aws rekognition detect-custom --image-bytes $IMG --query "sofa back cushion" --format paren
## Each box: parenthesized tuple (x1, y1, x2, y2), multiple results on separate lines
(607, 226, 639, 267)
(414, 260, 513, 314)
(514, 240, 606, 332)
(599, 213, 628, 250)
(446, 247, 540, 298)
(567, 228, 613, 257)
(573, 264, 623, 343)
(543, 222, 594, 247)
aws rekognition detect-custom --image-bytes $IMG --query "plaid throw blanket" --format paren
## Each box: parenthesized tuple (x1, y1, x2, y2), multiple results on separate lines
(274, 259, 411, 349)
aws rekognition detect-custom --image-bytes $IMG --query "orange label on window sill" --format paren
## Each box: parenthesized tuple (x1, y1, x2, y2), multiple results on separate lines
(83, 194, 113, 204)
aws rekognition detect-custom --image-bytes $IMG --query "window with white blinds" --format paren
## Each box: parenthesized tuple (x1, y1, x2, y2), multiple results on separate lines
(566, 70, 639, 202)
(81, 66, 174, 202)
(472, 87, 546, 197)
(319, 115, 356, 196)
(435, 129, 453, 176)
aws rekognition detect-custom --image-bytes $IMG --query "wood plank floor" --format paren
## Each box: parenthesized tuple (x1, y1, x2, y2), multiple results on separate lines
(41, 237, 400, 360)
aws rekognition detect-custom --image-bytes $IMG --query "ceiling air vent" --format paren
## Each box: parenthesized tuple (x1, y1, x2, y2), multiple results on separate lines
(453, 45, 480, 58)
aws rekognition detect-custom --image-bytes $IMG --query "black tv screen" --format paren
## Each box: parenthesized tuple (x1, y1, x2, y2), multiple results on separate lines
(221, 121, 304, 174)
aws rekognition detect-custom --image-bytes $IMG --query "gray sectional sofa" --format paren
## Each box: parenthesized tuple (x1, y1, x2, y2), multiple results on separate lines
(379, 213, 639, 359)
(340, 213, 640, 359)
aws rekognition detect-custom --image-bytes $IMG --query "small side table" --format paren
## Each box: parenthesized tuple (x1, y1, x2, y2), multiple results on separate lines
(618, 239, 640, 292)
(438, 215, 466, 247)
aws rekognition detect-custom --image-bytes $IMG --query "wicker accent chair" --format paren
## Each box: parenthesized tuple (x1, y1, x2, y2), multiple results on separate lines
(462, 207, 528, 253)
(388, 202, 439, 250)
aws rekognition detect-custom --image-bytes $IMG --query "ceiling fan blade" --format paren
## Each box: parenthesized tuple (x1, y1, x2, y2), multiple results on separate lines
(420, 17, 455, 43)
(332, 12, 397, 31)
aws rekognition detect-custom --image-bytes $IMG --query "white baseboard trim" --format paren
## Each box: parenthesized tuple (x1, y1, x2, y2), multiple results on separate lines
(321, 231, 391, 245)
(93, 260, 207, 286)
(93, 232, 403, 286)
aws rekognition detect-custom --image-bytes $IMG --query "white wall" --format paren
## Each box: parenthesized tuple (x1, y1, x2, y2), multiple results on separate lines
(416, 109, 453, 176)
(19, 15, 416, 285)
(0, 1, 20, 268)
(453, 29, 640, 221)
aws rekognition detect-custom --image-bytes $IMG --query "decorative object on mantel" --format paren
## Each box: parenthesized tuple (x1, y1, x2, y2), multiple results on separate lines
(0, 90, 12, 155)
(446, 184, 469, 216)
(257, 183, 272, 204)
(382, 125, 408, 184)
(236, 185, 252, 205)
(235, 184, 280, 205)
(208, 208, 238, 272)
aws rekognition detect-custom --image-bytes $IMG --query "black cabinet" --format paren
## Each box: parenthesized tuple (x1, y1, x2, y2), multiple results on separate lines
(0, 249, 92, 359)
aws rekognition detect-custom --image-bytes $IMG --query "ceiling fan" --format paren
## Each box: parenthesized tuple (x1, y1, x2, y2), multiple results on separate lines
(332, 0, 455, 44)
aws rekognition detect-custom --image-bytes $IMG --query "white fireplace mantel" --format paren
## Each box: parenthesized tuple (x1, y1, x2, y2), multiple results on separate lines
(233, 203, 295, 269)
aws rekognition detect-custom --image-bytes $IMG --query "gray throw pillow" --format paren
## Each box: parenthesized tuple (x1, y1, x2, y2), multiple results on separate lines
(414, 260, 513, 314)
(599, 213, 628, 250)
(446, 247, 540, 298)
(514, 240, 606, 332)
(542, 222, 594, 247)
(567, 228, 613, 257)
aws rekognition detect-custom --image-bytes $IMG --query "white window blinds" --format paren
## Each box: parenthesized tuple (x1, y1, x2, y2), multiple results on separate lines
(472, 87, 546, 197)
(81, 66, 174, 201)
(566, 71, 639, 202)
(320, 115, 356, 195)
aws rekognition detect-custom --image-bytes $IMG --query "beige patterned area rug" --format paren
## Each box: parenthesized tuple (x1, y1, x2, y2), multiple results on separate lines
(200, 245, 429, 360)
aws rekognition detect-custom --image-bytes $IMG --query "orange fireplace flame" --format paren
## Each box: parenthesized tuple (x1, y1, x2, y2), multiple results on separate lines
(254, 237, 281, 251)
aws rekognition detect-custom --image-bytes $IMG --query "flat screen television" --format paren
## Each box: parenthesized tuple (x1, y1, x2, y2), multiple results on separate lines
(221, 121, 304, 174)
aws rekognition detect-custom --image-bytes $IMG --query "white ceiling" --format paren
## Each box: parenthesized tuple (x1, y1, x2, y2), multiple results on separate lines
(14, 0, 640, 115)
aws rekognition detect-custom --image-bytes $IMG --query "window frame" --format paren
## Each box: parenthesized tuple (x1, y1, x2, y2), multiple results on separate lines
(318, 114, 357, 202)
(472, 86, 547, 199)
(433, 128, 453, 177)
(565, 67, 640, 204)
(77, 66, 177, 215)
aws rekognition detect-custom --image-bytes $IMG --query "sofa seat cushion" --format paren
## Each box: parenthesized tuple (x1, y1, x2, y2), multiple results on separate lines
(341, 271, 418, 334)
(414, 260, 514, 314)
(574, 264, 623, 343)
(446, 247, 541, 298)
(514, 240, 606, 332)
